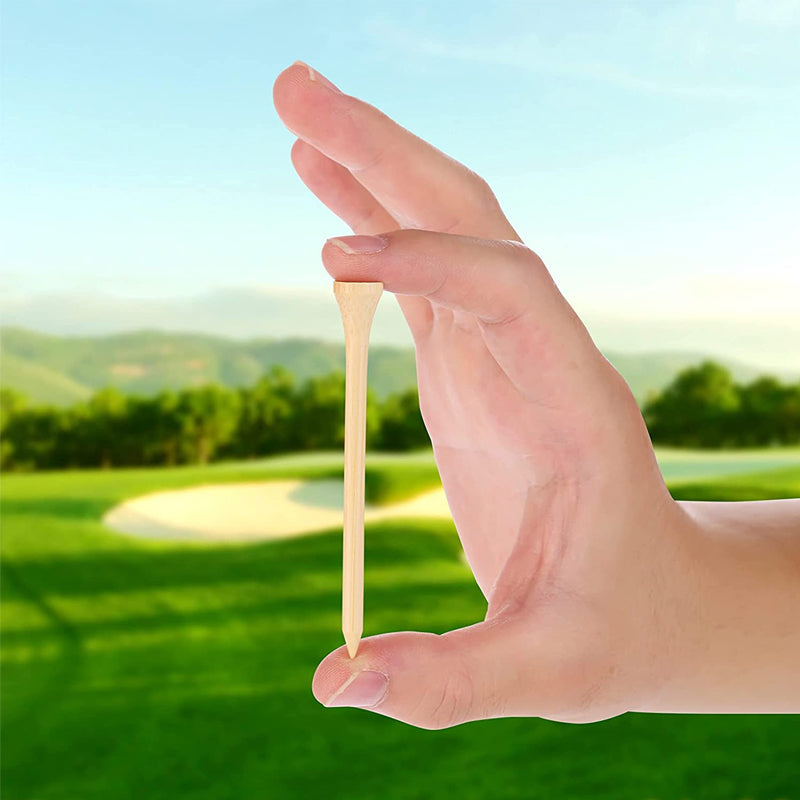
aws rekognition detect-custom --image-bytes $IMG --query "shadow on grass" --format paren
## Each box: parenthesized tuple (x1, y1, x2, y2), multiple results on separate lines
(3, 520, 463, 599)
(1, 496, 113, 519)
(2, 573, 481, 648)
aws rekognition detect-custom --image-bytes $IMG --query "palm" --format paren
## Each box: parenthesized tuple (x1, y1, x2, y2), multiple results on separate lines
(415, 316, 561, 596)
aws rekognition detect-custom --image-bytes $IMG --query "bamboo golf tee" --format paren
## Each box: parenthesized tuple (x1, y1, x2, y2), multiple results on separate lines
(333, 281, 383, 658)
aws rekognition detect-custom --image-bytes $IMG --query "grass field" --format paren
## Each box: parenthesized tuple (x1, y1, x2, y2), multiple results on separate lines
(2, 449, 800, 800)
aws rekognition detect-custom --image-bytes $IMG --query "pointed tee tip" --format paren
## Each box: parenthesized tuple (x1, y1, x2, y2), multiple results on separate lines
(346, 639, 359, 659)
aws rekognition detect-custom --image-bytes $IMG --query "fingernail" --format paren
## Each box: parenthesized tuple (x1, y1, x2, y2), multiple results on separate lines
(326, 235, 389, 255)
(293, 60, 342, 94)
(325, 670, 389, 708)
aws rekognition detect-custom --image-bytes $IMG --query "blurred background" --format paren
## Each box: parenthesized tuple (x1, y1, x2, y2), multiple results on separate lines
(1, 1, 799, 798)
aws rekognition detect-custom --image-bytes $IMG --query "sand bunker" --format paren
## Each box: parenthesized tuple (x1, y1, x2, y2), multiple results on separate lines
(103, 479, 452, 543)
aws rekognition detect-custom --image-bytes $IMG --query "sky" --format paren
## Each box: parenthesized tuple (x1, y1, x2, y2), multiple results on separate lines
(2, 0, 799, 364)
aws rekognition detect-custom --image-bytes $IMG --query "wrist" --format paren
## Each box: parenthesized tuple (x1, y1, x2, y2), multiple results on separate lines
(637, 497, 800, 713)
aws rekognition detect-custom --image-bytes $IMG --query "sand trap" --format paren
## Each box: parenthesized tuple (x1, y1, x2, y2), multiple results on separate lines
(103, 479, 452, 543)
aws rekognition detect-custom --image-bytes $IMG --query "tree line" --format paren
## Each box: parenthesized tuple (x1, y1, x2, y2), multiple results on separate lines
(643, 361, 800, 448)
(0, 365, 430, 471)
(2, 359, 799, 471)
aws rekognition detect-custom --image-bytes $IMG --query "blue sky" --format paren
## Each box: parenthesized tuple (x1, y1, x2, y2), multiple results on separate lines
(1, 0, 799, 362)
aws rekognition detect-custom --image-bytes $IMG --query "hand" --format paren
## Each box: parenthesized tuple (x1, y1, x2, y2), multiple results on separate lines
(272, 62, 800, 728)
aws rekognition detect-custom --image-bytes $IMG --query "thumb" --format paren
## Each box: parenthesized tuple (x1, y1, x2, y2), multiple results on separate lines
(312, 618, 528, 730)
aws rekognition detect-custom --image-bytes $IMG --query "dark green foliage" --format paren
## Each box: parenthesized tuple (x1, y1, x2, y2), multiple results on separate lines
(374, 387, 430, 451)
(6, 354, 800, 470)
(1, 388, 28, 466)
(221, 366, 297, 458)
(644, 361, 800, 448)
(737, 376, 800, 446)
(0, 369, 426, 471)
(292, 371, 349, 451)
(644, 361, 741, 447)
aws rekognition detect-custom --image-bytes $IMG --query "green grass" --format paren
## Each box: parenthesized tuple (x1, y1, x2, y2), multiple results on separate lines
(2, 452, 800, 800)
(364, 460, 441, 505)
(656, 446, 800, 483)
(670, 464, 800, 501)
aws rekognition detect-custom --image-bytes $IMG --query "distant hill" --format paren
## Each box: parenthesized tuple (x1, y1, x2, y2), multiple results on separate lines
(4, 287, 799, 377)
(0, 351, 92, 406)
(0, 327, 417, 403)
(1, 326, 794, 408)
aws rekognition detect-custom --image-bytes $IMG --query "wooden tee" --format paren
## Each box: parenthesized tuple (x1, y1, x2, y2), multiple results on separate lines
(333, 281, 383, 658)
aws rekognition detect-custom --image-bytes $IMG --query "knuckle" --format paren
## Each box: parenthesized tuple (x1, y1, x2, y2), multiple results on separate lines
(495, 238, 543, 269)
(429, 670, 473, 730)
(350, 145, 386, 175)
(468, 171, 498, 205)
(414, 662, 474, 731)
(355, 203, 388, 233)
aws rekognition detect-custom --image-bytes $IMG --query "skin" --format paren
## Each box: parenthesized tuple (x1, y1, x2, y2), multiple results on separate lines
(272, 61, 800, 729)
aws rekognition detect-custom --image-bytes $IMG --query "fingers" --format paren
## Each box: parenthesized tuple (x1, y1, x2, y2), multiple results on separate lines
(323, 229, 545, 324)
(290, 138, 433, 337)
(312, 620, 530, 729)
(273, 62, 520, 240)
(321, 228, 599, 397)
(290, 139, 396, 236)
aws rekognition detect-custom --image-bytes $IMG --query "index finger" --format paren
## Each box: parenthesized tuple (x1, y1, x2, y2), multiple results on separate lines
(321, 229, 599, 401)
(273, 61, 520, 240)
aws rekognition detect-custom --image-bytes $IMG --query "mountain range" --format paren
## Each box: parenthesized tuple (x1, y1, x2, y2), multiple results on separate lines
(3, 287, 800, 375)
(2, 325, 794, 408)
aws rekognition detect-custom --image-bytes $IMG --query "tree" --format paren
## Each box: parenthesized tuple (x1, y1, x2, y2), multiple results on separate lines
(736, 376, 786, 447)
(122, 392, 184, 466)
(375, 387, 430, 450)
(643, 361, 740, 447)
(176, 385, 240, 464)
(292, 371, 347, 450)
(225, 366, 297, 458)
(0, 388, 27, 468)
(1, 406, 64, 469)
(151, 391, 184, 465)
(79, 387, 129, 468)
(773, 381, 800, 445)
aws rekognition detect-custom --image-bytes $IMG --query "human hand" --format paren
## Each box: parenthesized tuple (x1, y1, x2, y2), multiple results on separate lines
(272, 62, 800, 728)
